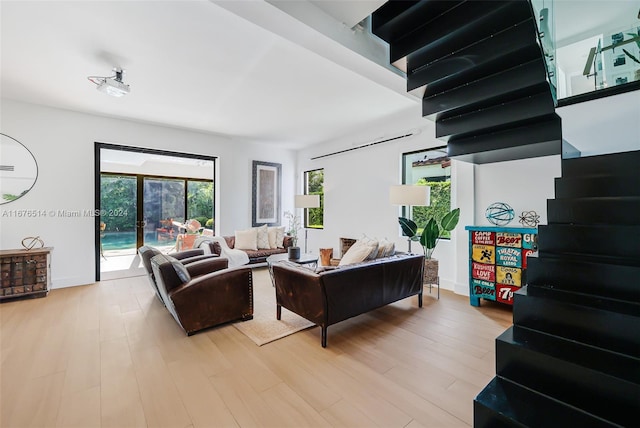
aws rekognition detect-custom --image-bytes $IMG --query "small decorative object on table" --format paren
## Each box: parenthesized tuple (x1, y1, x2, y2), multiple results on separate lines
(519, 210, 540, 227)
(485, 202, 515, 226)
(21, 236, 45, 251)
(284, 210, 301, 259)
(319, 248, 333, 266)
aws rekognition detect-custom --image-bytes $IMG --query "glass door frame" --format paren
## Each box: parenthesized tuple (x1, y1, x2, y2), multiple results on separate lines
(94, 142, 217, 281)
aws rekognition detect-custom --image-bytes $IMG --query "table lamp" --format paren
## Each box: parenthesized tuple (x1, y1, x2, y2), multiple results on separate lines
(295, 194, 320, 253)
(389, 185, 430, 252)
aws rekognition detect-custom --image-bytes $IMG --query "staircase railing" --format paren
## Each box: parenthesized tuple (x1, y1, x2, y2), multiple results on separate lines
(529, 0, 558, 105)
(586, 25, 640, 91)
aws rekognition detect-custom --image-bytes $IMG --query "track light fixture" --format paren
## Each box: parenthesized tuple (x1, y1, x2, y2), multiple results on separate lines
(88, 67, 130, 97)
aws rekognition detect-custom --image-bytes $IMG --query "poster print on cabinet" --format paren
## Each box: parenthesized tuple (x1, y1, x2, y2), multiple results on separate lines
(252, 161, 281, 227)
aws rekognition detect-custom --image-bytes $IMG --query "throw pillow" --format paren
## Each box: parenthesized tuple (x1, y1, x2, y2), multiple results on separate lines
(170, 259, 191, 284)
(267, 227, 277, 249)
(339, 239, 378, 266)
(256, 224, 270, 249)
(235, 228, 258, 250)
(268, 226, 285, 248)
(383, 240, 396, 257)
(366, 240, 379, 260)
(376, 238, 389, 258)
(357, 235, 380, 260)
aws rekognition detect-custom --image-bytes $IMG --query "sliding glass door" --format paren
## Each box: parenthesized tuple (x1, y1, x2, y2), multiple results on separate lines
(99, 174, 138, 261)
(97, 144, 215, 281)
(143, 177, 186, 251)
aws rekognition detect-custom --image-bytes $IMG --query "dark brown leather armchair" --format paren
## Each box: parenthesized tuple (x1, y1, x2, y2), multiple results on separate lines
(150, 253, 254, 335)
(138, 245, 217, 301)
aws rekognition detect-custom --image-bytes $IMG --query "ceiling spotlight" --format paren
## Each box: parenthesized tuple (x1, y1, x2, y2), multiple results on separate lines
(87, 67, 130, 97)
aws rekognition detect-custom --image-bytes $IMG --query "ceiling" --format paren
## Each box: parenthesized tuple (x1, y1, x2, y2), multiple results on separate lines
(2, 0, 636, 153)
(0, 0, 414, 149)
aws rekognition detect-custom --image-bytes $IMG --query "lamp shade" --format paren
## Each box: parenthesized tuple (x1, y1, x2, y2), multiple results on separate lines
(389, 185, 430, 206)
(295, 194, 320, 208)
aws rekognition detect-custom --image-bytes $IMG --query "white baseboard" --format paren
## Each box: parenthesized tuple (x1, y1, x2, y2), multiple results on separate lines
(454, 281, 470, 296)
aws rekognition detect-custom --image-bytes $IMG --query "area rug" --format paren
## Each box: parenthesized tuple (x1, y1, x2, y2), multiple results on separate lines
(232, 268, 315, 346)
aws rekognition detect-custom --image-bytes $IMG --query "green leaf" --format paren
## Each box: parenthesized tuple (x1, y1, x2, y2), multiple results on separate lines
(625, 33, 640, 49)
(440, 208, 460, 232)
(622, 48, 640, 64)
(398, 217, 418, 237)
(420, 218, 439, 250)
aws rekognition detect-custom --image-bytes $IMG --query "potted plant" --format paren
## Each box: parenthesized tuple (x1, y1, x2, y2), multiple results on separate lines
(284, 210, 301, 259)
(399, 207, 460, 284)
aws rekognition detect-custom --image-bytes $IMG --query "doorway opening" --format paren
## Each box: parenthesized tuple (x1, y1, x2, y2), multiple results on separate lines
(95, 143, 216, 281)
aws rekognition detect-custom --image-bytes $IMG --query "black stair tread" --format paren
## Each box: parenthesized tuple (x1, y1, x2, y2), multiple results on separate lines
(535, 250, 639, 268)
(449, 140, 561, 164)
(498, 326, 640, 383)
(391, 1, 532, 65)
(407, 17, 540, 93)
(435, 91, 554, 139)
(562, 150, 640, 178)
(447, 114, 562, 164)
(406, 17, 543, 93)
(547, 196, 640, 225)
(555, 173, 640, 198)
(526, 255, 640, 301)
(522, 282, 640, 316)
(513, 286, 640, 357)
(496, 327, 640, 426)
(423, 60, 548, 119)
(529, 250, 640, 269)
(474, 377, 619, 428)
(537, 224, 640, 261)
(371, 1, 462, 44)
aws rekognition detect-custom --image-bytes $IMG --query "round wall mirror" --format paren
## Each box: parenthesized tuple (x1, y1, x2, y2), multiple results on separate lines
(0, 133, 38, 205)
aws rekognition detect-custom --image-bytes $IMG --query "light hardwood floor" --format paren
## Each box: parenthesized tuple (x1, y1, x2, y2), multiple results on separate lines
(1, 268, 512, 428)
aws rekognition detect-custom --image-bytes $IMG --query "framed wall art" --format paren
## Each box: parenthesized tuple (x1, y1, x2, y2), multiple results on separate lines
(252, 160, 281, 226)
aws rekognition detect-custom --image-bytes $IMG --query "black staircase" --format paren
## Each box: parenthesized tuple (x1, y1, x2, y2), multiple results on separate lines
(475, 150, 640, 427)
(371, 0, 562, 164)
(371, 1, 640, 426)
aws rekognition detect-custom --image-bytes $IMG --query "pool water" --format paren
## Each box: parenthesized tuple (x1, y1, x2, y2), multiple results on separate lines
(101, 231, 176, 250)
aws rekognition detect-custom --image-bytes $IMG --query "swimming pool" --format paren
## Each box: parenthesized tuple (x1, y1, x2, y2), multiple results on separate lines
(101, 231, 176, 250)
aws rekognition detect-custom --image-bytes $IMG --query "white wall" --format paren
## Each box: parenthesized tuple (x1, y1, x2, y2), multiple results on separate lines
(557, 90, 640, 157)
(0, 99, 296, 288)
(474, 156, 561, 227)
(297, 108, 562, 296)
(296, 107, 466, 292)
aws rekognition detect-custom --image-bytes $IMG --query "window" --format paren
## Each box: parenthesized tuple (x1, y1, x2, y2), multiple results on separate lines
(304, 168, 324, 229)
(187, 180, 214, 229)
(402, 148, 452, 238)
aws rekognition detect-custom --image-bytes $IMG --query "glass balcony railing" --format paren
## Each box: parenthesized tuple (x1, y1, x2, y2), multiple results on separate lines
(553, 1, 640, 101)
(587, 26, 640, 91)
(530, 0, 558, 104)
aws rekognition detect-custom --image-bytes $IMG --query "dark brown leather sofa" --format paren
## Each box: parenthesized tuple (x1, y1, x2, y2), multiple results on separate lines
(150, 253, 254, 335)
(196, 235, 295, 265)
(271, 253, 424, 347)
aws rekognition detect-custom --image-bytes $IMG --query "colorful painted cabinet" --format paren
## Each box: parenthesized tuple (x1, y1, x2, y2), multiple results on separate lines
(465, 226, 537, 306)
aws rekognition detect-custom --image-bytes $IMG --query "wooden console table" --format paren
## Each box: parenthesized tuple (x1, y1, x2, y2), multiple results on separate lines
(0, 247, 53, 301)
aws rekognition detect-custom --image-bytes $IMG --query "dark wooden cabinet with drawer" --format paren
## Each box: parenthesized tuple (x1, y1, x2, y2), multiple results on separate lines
(0, 248, 53, 300)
